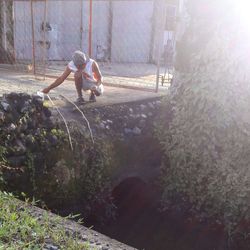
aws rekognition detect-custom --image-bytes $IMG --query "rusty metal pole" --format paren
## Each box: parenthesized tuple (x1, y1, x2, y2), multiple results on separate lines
(88, 0, 93, 57)
(30, 0, 36, 74)
(80, 0, 83, 50)
(13, 0, 17, 63)
(155, 0, 166, 93)
(42, 0, 47, 80)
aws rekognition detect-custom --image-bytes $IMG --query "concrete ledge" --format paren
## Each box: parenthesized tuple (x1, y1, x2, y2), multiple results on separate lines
(23, 199, 137, 250)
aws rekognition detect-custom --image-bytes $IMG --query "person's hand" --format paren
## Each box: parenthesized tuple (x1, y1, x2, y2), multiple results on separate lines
(91, 85, 97, 91)
(42, 87, 50, 94)
(96, 80, 102, 86)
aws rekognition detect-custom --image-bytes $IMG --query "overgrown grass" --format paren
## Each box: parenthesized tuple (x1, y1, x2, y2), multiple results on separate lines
(0, 191, 90, 249)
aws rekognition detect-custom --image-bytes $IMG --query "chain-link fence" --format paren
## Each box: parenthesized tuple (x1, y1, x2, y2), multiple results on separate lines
(0, 0, 179, 92)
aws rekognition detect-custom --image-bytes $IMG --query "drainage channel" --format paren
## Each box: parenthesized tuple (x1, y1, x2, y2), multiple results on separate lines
(84, 177, 226, 250)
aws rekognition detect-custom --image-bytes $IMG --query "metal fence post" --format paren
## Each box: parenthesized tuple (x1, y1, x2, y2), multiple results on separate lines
(155, 0, 166, 93)
(80, 0, 83, 50)
(30, 0, 36, 75)
(42, 0, 48, 79)
(89, 0, 93, 57)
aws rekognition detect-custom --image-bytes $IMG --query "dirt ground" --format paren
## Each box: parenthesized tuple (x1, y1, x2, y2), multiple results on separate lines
(0, 68, 167, 108)
(44, 61, 172, 90)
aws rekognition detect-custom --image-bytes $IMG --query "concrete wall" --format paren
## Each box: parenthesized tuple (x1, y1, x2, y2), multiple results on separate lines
(47, 1, 82, 60)
(151, 0, 179, 64)
(14, 1, 83, 61)
(13, 0, 171, 64)
(111, 1, 154, 63)
(14, 1, 109, 61)
(14, 1, 32, 61)
(0, 0, 14, 63)
(92, 1, 110, 61)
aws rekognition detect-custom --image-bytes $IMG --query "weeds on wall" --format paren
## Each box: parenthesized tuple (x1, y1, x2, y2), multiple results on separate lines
(0, 93, 114, 218)
(0, 191, 90, 249)
(41, 122, 114, 216)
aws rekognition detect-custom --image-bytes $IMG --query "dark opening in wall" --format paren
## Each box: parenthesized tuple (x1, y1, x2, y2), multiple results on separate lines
(94, 176, 163, 249)
(112, 177, 154, 220)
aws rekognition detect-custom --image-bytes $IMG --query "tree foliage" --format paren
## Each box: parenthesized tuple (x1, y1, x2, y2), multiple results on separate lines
(158, 0, 250, 235)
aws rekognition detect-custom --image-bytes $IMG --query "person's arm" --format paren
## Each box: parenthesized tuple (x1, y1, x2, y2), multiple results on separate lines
(42, 66, 71, 93)
(92, 61, 103, 85)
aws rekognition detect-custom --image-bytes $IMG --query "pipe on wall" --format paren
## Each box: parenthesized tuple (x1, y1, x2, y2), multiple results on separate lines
(88, 0, 92, 57)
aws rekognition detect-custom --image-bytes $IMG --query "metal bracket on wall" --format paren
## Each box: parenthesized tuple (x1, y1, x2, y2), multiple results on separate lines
(41, 21, 52, 32)
(37, 40, 51, 49)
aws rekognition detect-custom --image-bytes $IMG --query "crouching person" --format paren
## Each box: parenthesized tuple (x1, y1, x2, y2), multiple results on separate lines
(42, 50, 104, 103)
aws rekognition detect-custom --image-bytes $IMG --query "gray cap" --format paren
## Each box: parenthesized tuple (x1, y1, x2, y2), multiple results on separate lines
(72, 50, 87, 66)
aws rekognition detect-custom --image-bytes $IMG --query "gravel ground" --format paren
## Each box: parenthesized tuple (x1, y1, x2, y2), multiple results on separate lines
(0, 68, 166, 108)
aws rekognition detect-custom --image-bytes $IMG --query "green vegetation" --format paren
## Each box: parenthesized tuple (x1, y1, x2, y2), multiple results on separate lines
(0, 191, 90, 249)
(157, 0, 250, 240)
(0, 93, 114, 218)
(41, 122, 114, 213)
(0, 93, 114, 248)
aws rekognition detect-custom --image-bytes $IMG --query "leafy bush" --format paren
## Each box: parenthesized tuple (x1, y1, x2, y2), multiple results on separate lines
(158, 0, 250, 235)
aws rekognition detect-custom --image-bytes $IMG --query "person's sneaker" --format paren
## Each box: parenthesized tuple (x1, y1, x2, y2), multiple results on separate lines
(89, 92, 96, 102)
(75, 97, 85, 105)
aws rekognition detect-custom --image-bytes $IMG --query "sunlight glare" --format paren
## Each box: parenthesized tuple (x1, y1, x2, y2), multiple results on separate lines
(235, 0, 250, 27)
